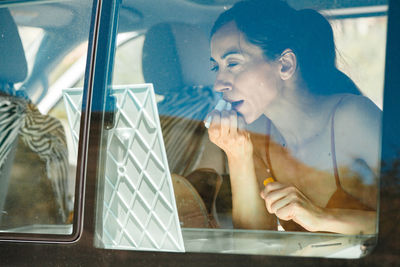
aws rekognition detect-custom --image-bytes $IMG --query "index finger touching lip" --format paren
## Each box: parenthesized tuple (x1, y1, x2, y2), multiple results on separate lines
(229, 110, 238, 135)
(208, 110, 221, 128)
(237, 115, 246, 133)
(220, 110, 231, 136)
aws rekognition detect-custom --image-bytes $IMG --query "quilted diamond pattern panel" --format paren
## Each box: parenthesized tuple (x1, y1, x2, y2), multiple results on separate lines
(63, 84, 184, 252)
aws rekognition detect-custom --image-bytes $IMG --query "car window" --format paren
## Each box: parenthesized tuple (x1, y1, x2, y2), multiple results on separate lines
(82, 0, 387, 257)
(112, 33, 145, 85)
(61, 32, 145, 86)
(15, 26, 44, 88)
(332, 16, 387, 108)
(0, 0, 93, 241)
(0, 0, 393, 260)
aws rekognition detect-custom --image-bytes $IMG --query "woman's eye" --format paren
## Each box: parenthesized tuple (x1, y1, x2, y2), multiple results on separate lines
(210, 65, 219, 72)
(227, 62, 239, 68)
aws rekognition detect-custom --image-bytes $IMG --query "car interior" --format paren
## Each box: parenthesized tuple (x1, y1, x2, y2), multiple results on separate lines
(0, 7, 70, 230)
(0, 0, 398, 262)
(0, 7, 28, 223)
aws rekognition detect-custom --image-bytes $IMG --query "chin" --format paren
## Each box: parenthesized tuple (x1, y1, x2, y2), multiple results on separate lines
(243, 114, 257, 125)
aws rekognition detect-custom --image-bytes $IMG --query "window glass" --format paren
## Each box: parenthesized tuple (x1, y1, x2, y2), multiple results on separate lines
(15, 26, 44, 89)
(0, 0, 92, 240)
(90, 0, 386, 257)
(332, 16, 387, 108)
(112, 33, 145, 85)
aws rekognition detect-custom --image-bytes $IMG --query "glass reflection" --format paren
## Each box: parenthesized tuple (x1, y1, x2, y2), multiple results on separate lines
(94, 0, 386, 257)
(0, 0, 92, 236)
(204, 0, 380, 234)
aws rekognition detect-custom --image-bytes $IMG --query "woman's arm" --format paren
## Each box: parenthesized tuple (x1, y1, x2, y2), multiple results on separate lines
(322, 208, 376, 234)
(334, 95, 381, 209)
(207, 109, 276, 229)
(260, 182, 376, 234)
(228, 153, 276, 229)
(260, 95, 381, 234)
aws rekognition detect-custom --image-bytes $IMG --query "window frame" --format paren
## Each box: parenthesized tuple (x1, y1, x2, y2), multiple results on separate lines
(0, 0, 93, 243)
(0, 0, 400, 264)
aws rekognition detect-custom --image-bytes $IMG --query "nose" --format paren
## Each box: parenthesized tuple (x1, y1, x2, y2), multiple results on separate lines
(213, 71, 232, 93)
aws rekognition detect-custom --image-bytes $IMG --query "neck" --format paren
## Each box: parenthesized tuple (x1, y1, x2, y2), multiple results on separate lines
(264, 88, 331, 152)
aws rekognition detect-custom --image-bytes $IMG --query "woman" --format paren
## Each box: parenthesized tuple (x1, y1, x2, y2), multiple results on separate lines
(207, 0, 380, 234)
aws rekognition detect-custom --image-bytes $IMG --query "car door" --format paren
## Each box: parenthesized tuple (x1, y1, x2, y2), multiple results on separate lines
(0, 0, 399, 265)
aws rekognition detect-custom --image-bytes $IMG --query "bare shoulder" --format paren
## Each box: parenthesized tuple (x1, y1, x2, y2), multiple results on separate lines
(332, 95, 381, 208)
(332, 94, 382, 170)
(335, 94, 381, 121)
(333, 94, 381, 137)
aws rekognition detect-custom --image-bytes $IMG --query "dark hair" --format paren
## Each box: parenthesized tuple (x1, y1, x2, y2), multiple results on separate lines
(210, 0, 360, 96)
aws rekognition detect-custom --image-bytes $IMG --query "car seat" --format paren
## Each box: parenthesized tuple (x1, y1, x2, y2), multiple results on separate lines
(142, 22, 225, 227)
(142, 22, 217, 175)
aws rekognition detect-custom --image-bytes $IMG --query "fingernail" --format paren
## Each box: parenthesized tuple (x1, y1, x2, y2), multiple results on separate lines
(204, 116, 212, 128)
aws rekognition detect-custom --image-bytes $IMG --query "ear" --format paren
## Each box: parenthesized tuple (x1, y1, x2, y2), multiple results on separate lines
(278, 49, 297, 80)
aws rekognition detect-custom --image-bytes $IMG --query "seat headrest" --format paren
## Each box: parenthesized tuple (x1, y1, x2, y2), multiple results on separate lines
(0, 8, 28, 84)
(142, 22, 215, 95)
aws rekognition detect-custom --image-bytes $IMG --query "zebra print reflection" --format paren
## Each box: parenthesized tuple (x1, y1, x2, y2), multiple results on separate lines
(0, 95, 69, 223)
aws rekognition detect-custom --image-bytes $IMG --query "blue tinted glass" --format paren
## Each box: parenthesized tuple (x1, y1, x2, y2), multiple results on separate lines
(92, 0, 388, 257)
(0, 0, 93, 240)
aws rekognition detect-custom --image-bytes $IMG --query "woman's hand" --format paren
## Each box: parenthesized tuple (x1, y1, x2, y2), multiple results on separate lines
(260, 182, 325, 232)
(206, 109, 253, 160)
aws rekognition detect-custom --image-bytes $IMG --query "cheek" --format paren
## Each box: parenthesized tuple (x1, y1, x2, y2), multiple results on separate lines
(233, 68, 279, 123)
(236, 69, 278, 105)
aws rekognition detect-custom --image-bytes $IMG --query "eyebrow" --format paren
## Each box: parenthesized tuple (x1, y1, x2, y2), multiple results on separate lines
(222, 50, 242, 59)
(210, 49, 242, 62)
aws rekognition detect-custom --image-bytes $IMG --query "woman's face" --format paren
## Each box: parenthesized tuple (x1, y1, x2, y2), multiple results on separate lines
(210, 21, 282, 124)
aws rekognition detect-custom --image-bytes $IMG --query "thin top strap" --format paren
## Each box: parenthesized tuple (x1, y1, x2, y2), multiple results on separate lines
(330, 96, 346, 188)
(265, 119, 277, 179)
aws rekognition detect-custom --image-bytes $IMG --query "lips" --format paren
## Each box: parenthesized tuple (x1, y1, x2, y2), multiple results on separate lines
(230, 100, 244, 111)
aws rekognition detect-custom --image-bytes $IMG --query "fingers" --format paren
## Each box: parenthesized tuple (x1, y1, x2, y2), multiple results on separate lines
(209, 110, 221, 128)
(229, 110, 238, 137)
(261, 183, 290, 213)
(270, 192, 296, 216)
(207, 109, 242, 138)
(261, 184, 302, 219)
(274, 202, 299, 221)
(206, 109, 252, 156)
(237, 114, 246, 134)
(260, 181, 286, 198)
(220, 110, 231, 137)
(260, 183, 323, 231)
